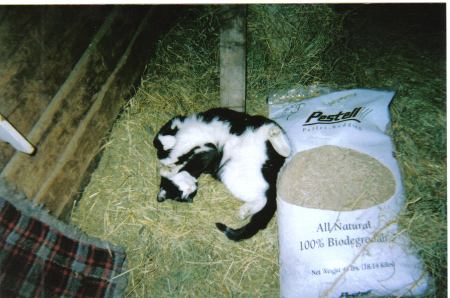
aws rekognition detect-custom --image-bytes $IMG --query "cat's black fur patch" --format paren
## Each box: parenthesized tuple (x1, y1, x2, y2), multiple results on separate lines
(199, 108, 249, 136)
(181, 143, 222, 179)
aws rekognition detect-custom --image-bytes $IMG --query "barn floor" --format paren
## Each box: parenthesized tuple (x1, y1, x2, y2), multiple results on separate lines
(70, 4, 446, 297)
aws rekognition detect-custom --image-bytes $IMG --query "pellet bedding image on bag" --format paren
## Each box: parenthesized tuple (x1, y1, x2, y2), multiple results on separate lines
(268, 87, 432, 298)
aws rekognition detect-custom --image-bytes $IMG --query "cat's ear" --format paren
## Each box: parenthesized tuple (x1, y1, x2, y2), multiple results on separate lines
(158, 135, 176, 150)
(268, 126, 291, 157)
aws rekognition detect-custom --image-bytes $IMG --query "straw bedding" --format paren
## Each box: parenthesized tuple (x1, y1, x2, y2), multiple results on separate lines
(70, 4, 446, 297)
(278, 145, 396, 211)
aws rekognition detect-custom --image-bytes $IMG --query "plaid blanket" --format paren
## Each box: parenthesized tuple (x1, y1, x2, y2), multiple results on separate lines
(0, 194, 128, 298)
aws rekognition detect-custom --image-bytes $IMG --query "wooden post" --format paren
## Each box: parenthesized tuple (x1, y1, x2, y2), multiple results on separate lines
(220, 5, 247, 113)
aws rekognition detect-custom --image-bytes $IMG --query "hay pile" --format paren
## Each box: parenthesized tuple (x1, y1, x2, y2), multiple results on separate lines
(70, 4, 446, 297)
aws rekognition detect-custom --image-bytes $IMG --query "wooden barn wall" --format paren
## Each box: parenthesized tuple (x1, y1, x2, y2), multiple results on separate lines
(0, 5, 183, 218)
(0, 5, 113, 170)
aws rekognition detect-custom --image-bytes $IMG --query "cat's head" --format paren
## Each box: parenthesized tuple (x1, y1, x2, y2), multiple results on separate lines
(157, 170, 198, 203)
(156, 142, 220, 203)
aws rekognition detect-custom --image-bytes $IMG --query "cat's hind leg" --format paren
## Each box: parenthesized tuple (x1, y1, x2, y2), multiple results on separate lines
(268, 126, 291, 157)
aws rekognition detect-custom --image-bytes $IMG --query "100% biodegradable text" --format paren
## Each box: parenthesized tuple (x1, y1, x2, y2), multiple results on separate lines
(299, 234, 389, 251)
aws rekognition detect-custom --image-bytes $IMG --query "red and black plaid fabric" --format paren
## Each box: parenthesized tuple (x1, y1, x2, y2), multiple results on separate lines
(0, 197, 128, 298)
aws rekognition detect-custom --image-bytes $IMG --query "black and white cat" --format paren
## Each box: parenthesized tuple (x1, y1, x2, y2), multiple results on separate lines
(153, 108, 291, 241)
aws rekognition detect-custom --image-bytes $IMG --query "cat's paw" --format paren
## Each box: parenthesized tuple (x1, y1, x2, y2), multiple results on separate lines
(238, 199, 267, 220)
(160, 164, 182, 177)
(238, 204, 253, 220)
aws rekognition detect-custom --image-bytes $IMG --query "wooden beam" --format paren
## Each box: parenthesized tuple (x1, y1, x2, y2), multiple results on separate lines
(220, 5, 247, 113)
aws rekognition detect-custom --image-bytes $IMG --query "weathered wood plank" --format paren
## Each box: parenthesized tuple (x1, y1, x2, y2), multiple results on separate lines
(220, 5, 247, 113)
(54, 6, 181, 218)
(0, 6, 113, 170)
(0, 5, 179, 217)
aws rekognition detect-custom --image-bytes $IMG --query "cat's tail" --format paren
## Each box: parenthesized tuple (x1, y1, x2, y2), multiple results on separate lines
(215, 140, 286, 242)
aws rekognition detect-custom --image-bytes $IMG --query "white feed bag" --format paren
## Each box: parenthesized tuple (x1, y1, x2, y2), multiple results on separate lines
(269, 88, 431, 298)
